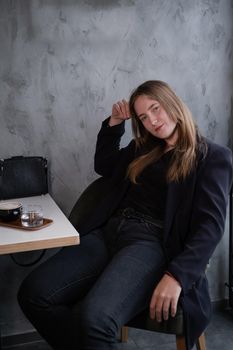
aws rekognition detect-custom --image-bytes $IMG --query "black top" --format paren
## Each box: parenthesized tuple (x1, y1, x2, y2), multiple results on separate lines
(119, 150, 173, 221)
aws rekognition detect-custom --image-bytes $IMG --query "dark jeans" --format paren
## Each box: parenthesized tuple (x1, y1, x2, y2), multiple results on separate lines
(18, 210, 167, 350)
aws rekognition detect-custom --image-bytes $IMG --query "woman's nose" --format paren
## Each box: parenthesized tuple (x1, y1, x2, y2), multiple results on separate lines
(151, 119, 158, 126)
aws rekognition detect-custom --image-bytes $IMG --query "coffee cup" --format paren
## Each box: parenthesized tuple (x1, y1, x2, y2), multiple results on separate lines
(0, 202, 22, 221)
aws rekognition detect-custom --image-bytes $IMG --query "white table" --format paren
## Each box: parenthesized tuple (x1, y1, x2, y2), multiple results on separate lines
(0, 194, 80, 348)
(0, 194, 80, 255)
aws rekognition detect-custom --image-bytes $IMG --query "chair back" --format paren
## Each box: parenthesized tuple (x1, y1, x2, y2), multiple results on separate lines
(69, 177, 111, 230)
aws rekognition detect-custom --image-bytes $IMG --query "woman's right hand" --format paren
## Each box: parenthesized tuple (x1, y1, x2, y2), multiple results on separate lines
(108, 99, 131, 126)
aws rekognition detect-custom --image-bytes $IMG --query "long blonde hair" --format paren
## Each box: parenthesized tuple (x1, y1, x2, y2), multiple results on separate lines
(127, 80, 204, 183)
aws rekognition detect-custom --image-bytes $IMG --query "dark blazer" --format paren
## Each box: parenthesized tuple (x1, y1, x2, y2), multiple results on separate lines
(78, 118, 233, 349)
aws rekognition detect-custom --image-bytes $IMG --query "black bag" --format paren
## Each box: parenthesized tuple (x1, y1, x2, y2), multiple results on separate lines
(0, 156, 48, 200)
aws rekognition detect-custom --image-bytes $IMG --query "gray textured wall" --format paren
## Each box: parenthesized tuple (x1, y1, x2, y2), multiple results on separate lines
(0, 0, 232, 338)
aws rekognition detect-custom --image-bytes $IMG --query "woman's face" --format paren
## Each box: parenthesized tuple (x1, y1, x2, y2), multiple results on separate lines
(133, 95, 178, 147)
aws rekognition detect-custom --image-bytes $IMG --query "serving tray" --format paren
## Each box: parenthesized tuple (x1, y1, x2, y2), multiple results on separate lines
(0, 218, 53, 231)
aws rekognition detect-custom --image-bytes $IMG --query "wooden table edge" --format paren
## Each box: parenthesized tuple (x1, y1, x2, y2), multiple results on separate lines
(0, 235, 80, 255)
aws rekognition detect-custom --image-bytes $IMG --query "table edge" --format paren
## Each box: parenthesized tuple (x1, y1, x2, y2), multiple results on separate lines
(0, 235, 80, 255)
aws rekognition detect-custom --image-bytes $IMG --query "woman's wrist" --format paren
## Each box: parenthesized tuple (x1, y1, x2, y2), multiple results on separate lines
(164, 271, 181, 287)
(108, 116, 124, 127)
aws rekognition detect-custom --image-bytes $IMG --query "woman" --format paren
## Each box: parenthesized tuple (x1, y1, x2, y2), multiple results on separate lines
(18, 80, 232, 350)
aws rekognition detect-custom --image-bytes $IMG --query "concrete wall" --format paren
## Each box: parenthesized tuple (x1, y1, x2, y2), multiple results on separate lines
(0, 0, 232, 338)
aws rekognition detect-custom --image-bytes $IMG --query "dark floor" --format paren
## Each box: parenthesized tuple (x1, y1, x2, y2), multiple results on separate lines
(2, 307, 233, 350)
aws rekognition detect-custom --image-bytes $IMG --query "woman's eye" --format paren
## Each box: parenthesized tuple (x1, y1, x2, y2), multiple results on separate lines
(153, 106, 159, 112)
(140, 115, 147, 122)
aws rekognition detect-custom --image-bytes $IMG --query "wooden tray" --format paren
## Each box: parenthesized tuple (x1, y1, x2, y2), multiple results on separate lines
(0, 218, 53, 231)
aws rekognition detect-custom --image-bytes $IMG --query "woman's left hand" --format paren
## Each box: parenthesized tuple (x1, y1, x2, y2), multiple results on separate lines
(149, 274, 182, 322)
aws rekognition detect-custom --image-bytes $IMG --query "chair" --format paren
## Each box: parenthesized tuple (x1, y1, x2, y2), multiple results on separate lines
(69, 177, 206, 350)
(120, 306, 206, 350)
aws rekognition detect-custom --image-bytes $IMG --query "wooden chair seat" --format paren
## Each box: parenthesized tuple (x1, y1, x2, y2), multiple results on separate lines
(121, 306, 206, 350)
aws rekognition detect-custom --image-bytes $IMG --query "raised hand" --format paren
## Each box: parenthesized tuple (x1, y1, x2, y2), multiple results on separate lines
(108, 99, 131, 126)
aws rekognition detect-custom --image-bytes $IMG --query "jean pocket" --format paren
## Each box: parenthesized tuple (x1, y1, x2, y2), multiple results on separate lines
(143, 220, 163, 237)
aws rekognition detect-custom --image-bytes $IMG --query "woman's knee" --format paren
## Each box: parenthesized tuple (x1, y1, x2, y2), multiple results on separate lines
(18, 272, 49, 313)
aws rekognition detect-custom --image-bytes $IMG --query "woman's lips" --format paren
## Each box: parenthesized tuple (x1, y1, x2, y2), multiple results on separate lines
(154, 124, 164, 132)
